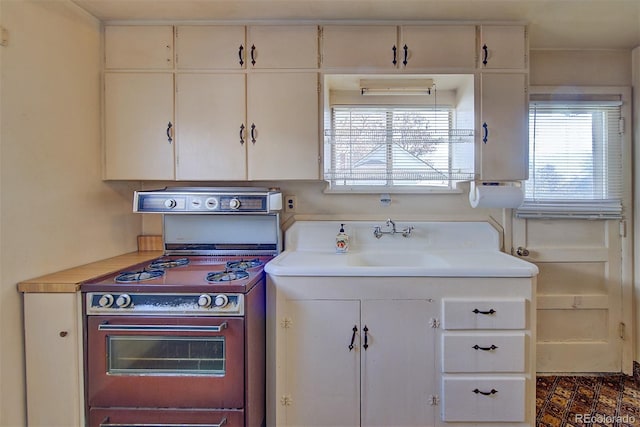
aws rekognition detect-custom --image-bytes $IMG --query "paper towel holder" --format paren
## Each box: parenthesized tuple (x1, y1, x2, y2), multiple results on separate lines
(469, 181, 524, 209)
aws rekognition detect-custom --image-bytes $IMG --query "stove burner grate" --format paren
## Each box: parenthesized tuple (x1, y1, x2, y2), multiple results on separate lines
(206, 270, 250, 283)
(149, 257, 190, 270)
(115, 269, 165, 283)
(226, 258, 264, 270)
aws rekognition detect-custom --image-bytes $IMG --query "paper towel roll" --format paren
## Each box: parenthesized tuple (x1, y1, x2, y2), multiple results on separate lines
(469, 184, 524, 208)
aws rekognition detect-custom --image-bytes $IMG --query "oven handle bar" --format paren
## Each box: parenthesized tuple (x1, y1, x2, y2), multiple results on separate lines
(100, 417, 227, 427)
(97, 322, 228, 333)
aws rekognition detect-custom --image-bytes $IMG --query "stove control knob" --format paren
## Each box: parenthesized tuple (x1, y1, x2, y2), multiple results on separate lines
(229, 198, 241, 210)
(198, 294, 212, 308)
(214, 294, 229, 308)
(115, 294, 132, 308)
(98, 294, 114, 308)
(164, 199, 177, 209)
(205, 197, 219, 210)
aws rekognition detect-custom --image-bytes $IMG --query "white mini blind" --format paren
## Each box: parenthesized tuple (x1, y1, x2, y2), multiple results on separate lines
(516, 97, 624, 219)
(324, 106, 474, 189)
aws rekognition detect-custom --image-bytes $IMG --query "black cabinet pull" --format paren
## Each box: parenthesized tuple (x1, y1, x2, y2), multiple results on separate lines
(472, 344, 498, 351)
(482, 44, 489, 65)
(238, 45, 244, 66)
(166, 122, 173, 144)
(482, 122, 488, 144)
(473, 388, 498, 396)
(403, 44, 408, 66)
(392, 45, 397, 65)
(250, 44, 256, 66)
(473, 308, 496, 315)
(363, 325, 369, 350)
(348, 325, 358, 351)
(239, 124, 245, 145)
(250, 123, 256, 144)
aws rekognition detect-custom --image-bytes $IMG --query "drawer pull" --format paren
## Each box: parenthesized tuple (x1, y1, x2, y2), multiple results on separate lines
(472, 344, 498, 351)
(473, 388, 498, 396)
(472, 308, 496, 315)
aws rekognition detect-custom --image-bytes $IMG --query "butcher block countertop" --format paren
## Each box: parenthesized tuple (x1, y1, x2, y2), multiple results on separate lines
(18, 235, 163, 293)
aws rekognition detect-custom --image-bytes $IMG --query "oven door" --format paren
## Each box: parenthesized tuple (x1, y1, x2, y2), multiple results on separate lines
(87, 316, 244, 408)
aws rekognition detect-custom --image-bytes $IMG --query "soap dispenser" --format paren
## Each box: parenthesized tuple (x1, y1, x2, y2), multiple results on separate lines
(336, 223, 350, 254)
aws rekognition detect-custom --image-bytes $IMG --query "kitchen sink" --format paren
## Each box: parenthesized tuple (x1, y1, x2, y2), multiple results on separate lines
(346, 251, 448, 268)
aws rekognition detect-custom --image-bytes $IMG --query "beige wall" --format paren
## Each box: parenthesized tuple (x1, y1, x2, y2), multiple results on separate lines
(0, 1, 141, 425)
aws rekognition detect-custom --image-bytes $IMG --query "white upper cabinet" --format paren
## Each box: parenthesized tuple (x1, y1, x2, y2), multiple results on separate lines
(104, 72, 175, 180)
(175, 74, 247, 180)
(247, 26, 319, 69)
(321, 25, 399, 69)
(400, 25, 476, 70)
(175, 25, 318, 69)
(175, 25, 245, 69)
(479, 25, 527, 69)
(478, 73, 528, 181)
(105, 25, 174, 69)
(247, 72, 320, 180)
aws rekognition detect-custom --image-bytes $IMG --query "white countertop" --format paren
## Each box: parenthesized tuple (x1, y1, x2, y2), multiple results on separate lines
(265, 220, 538, 278)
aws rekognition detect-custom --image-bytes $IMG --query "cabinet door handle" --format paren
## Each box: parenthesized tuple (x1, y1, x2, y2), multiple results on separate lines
(250, 44, 256, 66)
(166, 121, 173, 144)
(472, 308, 496, 315)
(250, 123, 257, 144)
(348, 325, 358, 351)
(482, 44, 489, 65)
(392, 45, 397, 65)
(239, 124, 245, 145)
(403, 44, 408, 66)
(363, 325, 369, 350)
(238, 44, 244, 66)
(472, 344, 498, 351)
(473, 388, 498, 396)
(482, 122, 488, 144)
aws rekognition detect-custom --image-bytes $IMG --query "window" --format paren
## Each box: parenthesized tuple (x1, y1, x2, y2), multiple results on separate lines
(324, 106, 474, 191)
(516, 92, 626, 219)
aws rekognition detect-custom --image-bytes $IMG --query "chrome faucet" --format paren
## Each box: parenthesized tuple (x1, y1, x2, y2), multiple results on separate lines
(374, 219, 414, 238)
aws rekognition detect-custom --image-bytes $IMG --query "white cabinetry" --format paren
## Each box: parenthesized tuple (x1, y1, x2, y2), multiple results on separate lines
(321, 25, 476, 70)
(479, 25, 527, 69)
(104, 24, 320, 181)
(23, 293, 84, 426)
(105, 25, 174, 69)
(274, 287, 436, 427)
(104, 72, 175, 180)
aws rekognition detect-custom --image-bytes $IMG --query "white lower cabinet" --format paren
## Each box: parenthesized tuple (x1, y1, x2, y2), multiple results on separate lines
(278, 297, 436, 427)
(268, 277, 535, 427)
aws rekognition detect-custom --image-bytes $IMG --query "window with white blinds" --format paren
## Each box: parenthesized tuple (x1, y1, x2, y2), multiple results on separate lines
(516, 96, 624, 219)
(324, 106, 474, 190)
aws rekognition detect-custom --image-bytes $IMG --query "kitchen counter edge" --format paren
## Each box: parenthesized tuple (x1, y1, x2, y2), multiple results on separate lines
(17, 251, 163, 293)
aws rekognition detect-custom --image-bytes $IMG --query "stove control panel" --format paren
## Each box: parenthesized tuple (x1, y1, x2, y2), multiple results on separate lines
(134, 188, 282, 214)
(85, 293, 244, 316)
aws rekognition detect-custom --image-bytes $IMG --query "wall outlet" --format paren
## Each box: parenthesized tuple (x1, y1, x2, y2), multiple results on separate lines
(285, 195, 297, 212)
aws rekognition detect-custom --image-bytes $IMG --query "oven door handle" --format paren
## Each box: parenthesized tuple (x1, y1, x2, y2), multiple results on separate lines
(97, 322, 228, 333)
(100, 417, 227, 427)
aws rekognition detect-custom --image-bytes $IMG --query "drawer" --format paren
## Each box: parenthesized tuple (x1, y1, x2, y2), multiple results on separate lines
(441, 332, 526, 372)
(441, 298, 526, 330)
(441, 376, 525, 422)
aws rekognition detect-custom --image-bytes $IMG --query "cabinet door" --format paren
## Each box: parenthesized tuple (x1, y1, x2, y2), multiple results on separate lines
(176, 74, 247, 180)
(247, 72, 319, 180)
(248, 26, 318, 69)
(175, 26, 246, 69)
(104, 73, 175, 180)
(322, 25, 398, 69)
(105, 25, 174, 69)
(480, 26, 526, 69)
(401, 25, 476, 70)
(284, 299, 360, 427)
(478, 73, 528, 181)
(361, 299, 436, 427)
(24, 293, 83, 426)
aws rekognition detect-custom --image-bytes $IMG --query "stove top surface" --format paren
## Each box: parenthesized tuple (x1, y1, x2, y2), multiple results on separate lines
(81, 255, 271, 293)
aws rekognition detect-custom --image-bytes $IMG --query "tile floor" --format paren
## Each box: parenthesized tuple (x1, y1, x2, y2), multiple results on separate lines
(536, 374, 640, 426)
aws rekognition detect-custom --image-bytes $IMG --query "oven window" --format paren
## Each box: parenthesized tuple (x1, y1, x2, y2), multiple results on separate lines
(107, 336, 225, 375)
